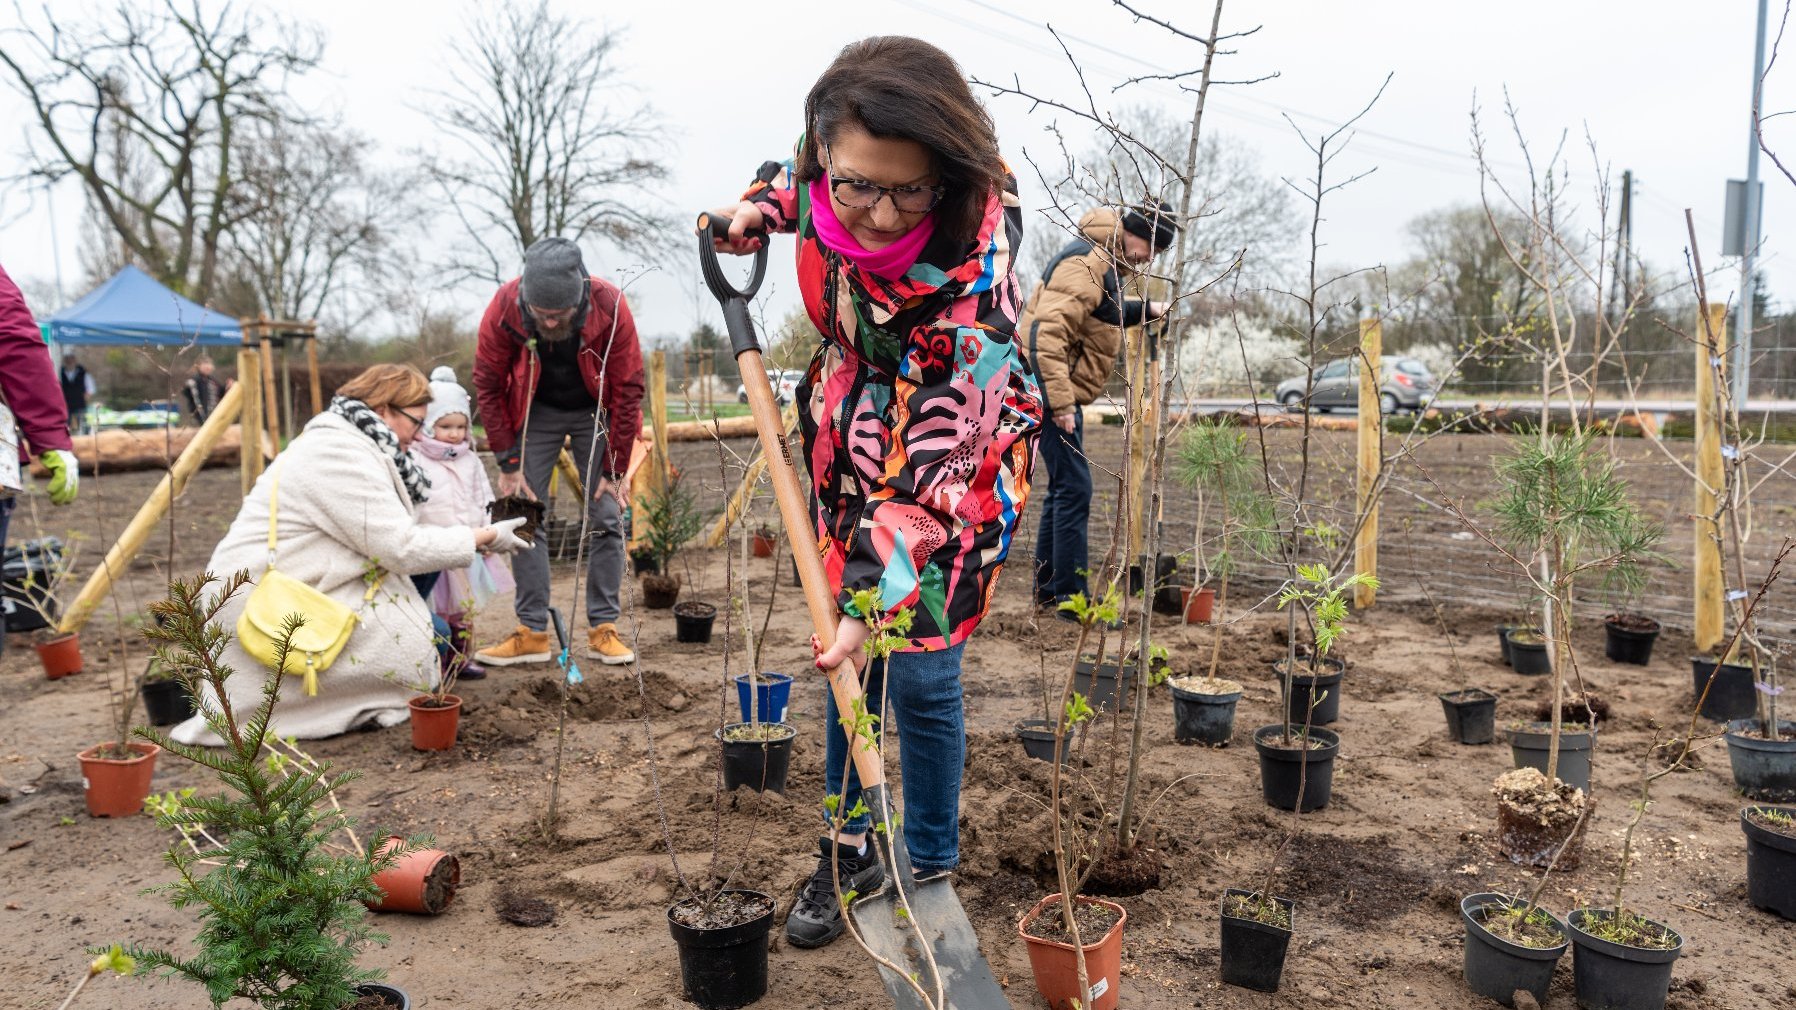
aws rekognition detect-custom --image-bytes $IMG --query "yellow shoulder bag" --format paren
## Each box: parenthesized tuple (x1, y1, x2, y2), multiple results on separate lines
(236, 461, 382, 695)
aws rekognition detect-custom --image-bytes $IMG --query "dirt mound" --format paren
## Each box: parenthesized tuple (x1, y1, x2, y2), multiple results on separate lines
(1272, 833, 1436, 924)
(511, 670, 691, 721)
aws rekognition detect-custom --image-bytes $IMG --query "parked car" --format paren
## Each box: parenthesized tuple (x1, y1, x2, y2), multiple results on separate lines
(736, 369, 803, 405)
(1274, 356, 1437, 414)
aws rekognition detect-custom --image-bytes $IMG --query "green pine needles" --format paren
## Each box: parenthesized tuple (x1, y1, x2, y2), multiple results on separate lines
(639, 472, 705, 574)
(120, 572, 409, 1010)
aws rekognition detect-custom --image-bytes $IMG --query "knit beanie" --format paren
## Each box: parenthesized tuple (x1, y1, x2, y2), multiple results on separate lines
(521, 237, 587, 310)
(1121, 200, 1180, 252)
(424, 365, 472, 434)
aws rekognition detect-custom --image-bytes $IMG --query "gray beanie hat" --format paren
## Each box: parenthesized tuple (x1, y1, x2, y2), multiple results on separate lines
(521, 237, 587, 310)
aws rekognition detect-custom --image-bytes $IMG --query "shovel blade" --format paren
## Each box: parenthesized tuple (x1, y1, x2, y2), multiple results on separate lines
(851, 880, 1011, 1010)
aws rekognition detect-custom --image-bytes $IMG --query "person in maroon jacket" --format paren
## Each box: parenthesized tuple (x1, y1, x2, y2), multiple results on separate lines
(471, 238, 645, 667)
(0, 263, 79, 659)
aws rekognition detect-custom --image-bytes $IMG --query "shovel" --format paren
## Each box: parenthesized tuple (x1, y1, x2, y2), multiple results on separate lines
(697, 212, 1011, 1010)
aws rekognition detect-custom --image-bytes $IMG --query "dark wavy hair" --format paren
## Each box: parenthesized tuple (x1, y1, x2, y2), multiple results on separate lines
(796, 36, 1004, 250)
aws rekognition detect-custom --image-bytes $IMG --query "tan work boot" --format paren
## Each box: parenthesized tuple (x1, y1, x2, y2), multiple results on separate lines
(587, 623, 635, 665)
(474, 625, 551, 666)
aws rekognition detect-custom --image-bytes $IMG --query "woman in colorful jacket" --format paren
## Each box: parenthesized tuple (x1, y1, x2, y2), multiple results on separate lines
(710, 35, 1042, 949)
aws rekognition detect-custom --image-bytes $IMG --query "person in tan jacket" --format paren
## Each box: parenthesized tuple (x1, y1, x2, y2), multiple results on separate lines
(1020, 202, 1177, 612)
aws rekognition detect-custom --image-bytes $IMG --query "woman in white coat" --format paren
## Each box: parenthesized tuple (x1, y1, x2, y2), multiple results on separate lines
(172, 364, 528, 744)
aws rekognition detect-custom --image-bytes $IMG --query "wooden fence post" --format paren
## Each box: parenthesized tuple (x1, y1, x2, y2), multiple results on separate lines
(305, 330, 323, 415)
(1354, 317, 1382, 609)
(238, 333, 264, 496)
(648, 350, 670, 494)
(1694, 302, 1729, 652)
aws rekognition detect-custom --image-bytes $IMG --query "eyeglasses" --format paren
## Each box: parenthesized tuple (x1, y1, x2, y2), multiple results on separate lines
(395, 406, 427, 432)
(823, 144, 944, 215)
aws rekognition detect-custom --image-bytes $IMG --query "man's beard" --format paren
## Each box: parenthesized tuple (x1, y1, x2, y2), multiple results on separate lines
(536, 320, 574, 342)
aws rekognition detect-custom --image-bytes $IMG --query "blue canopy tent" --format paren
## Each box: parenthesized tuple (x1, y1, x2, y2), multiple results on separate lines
(41, 265, 240, 347)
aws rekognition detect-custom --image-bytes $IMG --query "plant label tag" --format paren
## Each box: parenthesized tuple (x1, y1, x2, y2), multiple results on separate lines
(1727, 589, 1749, 601)
(1089, 976, 1110, 1000)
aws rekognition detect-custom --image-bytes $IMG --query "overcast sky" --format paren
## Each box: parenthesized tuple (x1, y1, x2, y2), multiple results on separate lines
(0, 0, 1788, 345)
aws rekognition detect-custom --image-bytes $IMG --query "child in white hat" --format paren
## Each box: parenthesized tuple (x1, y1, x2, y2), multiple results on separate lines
(409, 365, 512, 679)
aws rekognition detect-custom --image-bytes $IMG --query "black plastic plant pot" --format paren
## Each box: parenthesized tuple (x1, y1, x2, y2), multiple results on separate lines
(672, 601, 717, 643)
(140, 676, 196, 727)
(1741, 805, 1796, 920)
(1016, 719, 1071, 763)
(1509, 722, 1595, 794)
(1566, 908, 1683, 1010)
(1496, 624, 1517, 666)
(716, 723, 797, 794)
(1172, 684, 1242, 746)
(1273, 658, 1344, 726)
(1505, 631, 1551, 675)
(353, 983, 411, 1009)
(1218, 888, 1294, 992)
(667, 890, 776, 1010)
(1460, 893, 1567, 1007)
(1074, 655, 1137, 712)
(1152, 583, 1185, 616)
(1724, 719, 1796, 801)
(1603, 616, 1660, 665)
(1691, 656, 1758, 722)
(1253, 725, 1340, 812)
(1126, 553, 1177, 594)
(1439, 689, 1498, 745)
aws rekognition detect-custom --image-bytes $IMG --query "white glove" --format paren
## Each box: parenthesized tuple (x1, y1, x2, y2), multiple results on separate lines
(483, 516, 530, 555)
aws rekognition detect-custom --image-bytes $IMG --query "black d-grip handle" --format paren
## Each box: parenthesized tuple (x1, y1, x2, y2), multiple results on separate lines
(696, 211, 769, 358)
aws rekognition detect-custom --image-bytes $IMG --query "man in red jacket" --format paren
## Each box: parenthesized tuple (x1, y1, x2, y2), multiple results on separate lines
(0, 263, 80, 659)
(472, 238, 645, 667)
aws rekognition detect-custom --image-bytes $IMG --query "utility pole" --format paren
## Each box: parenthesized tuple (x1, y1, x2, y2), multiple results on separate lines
(1607, 169, 1633, 325)
(1738, 0, 1770, 412)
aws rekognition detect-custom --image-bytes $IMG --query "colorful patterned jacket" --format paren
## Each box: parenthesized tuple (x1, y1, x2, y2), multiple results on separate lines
(746, 161, 1043, 650)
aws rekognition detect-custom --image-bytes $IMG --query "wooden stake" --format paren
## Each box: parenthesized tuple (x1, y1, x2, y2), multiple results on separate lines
(557, 447, 585, 501)
(1354, 317, 1382, 609)
(259, 334, 279, 448)
(706, 399, 798, 548)
(305, 331, 322, 415)
(1125, 311, 1152, 563)
(1694, 303, 1729, 652)
(59, 382, 244, 634)
(648, 350, 670, 493)
(238, 339, 264, 496)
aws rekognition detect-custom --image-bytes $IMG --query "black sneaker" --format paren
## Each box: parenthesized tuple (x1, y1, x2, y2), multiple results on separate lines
(786, 838, 885, 949)
(911, 866, 952, 886)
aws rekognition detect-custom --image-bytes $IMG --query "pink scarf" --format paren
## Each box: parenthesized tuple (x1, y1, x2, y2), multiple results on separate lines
(807, 177, 936, 280)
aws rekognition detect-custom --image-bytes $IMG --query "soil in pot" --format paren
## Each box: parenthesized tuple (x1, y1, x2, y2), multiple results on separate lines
(1440, 688, 1498, 745)
(77, 741, 160, 817)
(34, 631, 82, 679)
(1508, 720, 1596, 794)
(1074, 655, 1136, 712)
(641, 573, 681, 609)
(1691, 656, 1758, 722)
(1603, 613, 1660, 665)
(1494, 766, 1591, 869)
(486, 495, 546, 545)
(1253, 725, 1340, 811)
(408, 695, 462, 752)
(1741, 805, 1796, 920)
(1724, 719, 1796, 802)
(368, 840, 462, 915)
(1017, 893, 1127, 1010)
(1566, 907, 1683, 1010)
(1168, 675, 1244, 746)
(1505, 629, 1551, 675)
(1219, 889, 1294, 993)
(140, 670, 196, 726)
(667, 889, 775, 1010)
(733, 672, 792, 724)
(1272, 657, 1344, 725)
(1460, 893, 1568, 1007)
(672, 600, 716, 643)
(1016, 719, 1071, 763)
(351, 983, 411, 1010)
(717, 722, 797, 793)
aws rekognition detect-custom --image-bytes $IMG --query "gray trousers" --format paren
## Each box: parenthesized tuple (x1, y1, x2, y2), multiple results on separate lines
(511, 401, 625, 631)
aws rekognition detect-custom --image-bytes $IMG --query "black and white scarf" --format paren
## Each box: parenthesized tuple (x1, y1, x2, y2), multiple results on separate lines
(328, 396, 432, 505)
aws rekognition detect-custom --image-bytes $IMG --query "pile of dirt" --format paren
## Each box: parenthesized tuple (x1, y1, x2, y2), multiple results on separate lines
(1271, 833, 1435, 924)
(512, 670, 691, 721)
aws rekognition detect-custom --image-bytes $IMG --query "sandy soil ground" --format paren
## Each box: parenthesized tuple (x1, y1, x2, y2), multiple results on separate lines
(2, 427, 1793, 1010)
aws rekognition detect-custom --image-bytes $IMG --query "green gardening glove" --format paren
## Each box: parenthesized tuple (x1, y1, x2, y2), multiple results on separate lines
(40, 450, 79, 505)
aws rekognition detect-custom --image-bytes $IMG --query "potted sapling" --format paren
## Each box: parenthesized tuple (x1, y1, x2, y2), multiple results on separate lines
(10, 529, 84, 679)
(1504, 606, 1553, 677)
(1017, 585, 1118, 763)
(1256, 563, 1372, 811)
(714, 514, 803, 795)
(1168, 421, 1278, 746)
(1459, 806, 1583, 1008)
(138, 656, 197, 727)
(639, 472, 703, 610)
(1721, 647, 1795, 802)
(750, 523, 776, 558)
(1409, 522, 1499, 745)
(1741, 803, 1796, 920)
(1601, 549, 1662, 666)
(1269, 524, 1355, 727)
(732, 517, 791, 725)
(122, 572, 418, 1008)
(77, 598, 158, 819)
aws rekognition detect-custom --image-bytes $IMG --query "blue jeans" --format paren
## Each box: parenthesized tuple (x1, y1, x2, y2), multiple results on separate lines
(411, 572, 450, 661)
(823, 643, 967, 872)
(1033, 405, 1090, 604)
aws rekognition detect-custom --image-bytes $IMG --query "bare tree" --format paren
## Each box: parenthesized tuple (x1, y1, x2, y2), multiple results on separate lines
(422, 0, 668, 283)
(227, 117, 405, 332)
(0, 0, 323, 303)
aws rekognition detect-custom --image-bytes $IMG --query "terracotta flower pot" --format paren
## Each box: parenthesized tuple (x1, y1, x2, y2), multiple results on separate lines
(35, 631, 83, 679)
(367, 838, 462, 915)
(1181, 586, 1216, 624)
(409, 695, 462, 752)
(77, 741, 160, 817)
(1017, 893, 1128, 1010)
(751, 532, 776, 558)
